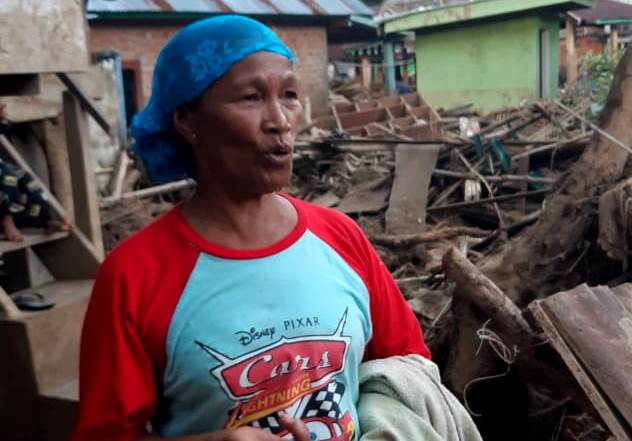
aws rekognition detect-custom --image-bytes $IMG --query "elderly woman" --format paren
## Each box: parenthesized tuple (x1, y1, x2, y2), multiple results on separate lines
(73, 16, 429, 441)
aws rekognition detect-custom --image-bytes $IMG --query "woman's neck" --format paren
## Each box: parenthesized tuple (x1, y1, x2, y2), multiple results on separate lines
(181, 185, 298, 250)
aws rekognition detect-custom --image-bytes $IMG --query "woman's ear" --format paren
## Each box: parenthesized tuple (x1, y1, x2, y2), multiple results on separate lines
(173, 106, 198, 146)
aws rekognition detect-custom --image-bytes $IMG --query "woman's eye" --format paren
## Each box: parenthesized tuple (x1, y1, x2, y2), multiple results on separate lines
(242, 93, 260, 101)
(283, 90, 298, 100)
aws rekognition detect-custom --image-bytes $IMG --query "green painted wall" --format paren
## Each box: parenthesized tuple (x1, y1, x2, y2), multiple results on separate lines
(415, 15, 560, 113)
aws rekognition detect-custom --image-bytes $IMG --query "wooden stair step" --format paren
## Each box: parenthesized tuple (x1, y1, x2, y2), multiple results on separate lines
(11, 278, 93, 317)
(0, 229, 69, 254)
(41, 378, 79, 402)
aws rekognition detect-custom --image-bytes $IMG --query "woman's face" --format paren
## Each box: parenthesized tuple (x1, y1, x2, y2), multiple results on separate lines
(177, 51, 303, 195)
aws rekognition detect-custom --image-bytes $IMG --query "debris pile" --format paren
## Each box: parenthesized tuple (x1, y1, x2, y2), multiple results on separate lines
(288, 48, 632, 441)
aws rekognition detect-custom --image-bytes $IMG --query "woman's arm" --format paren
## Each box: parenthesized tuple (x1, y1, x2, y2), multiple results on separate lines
(72, 256, 159, 441)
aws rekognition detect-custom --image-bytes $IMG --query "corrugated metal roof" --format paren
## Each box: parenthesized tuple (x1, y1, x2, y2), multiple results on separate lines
(312, 0, 353, 15)
(87, 0, 372, 16)
(338, 0, 374, 15)
(88, 0, 160, 12)
(268, 0, 314, 14)
(163, 0, 221, 13)
(221, 0, 276, 14)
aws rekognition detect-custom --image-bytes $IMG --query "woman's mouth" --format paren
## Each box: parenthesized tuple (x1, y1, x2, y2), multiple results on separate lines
(263, 145, 293, 166)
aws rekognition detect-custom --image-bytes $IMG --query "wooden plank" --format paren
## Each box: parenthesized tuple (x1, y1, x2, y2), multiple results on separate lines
(611, 284, 632, 316)
(0, 285, 21, 319)
(338, 108, 388, 130)
(385, 144, 440, 234)
(336, 177, 391, 214)
(0, 96, 60, 122)
(361, 57, 370, 89)
(540, 285, 632, 429)
(43, 117, 75, 221)
(0, 231, 68, 255)
(0, 1, 88, 74)
(0, 134, 101, 278)
(101, 179, 196, 208)
(110, 150, 130, 198)
(57, 73, 111, 136)
(63, 92, 104, 259)
(530, 300, 632, 441)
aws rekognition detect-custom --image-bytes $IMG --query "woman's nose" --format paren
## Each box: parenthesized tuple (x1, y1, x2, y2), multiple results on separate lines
(262, 99, 291, 134)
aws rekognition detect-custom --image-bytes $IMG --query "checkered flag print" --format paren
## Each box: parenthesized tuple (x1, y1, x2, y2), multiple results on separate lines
(302, 381, 345, 420)
(248, 381, 347, 435)
(251, 413, 283, 435)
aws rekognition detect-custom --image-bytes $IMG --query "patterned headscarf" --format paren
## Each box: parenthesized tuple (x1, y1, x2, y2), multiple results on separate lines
(131, 15, 294, 184)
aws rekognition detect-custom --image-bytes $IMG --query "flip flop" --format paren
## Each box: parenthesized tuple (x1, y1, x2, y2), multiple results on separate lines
(11, 292, 55, 311)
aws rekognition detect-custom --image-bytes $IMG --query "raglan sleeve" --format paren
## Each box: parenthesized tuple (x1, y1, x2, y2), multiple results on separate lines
(356, 226, 431, 360)
(72, 254, 156, 441)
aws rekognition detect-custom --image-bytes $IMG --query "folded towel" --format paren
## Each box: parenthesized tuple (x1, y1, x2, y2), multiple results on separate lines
(359, 355, 483, 441)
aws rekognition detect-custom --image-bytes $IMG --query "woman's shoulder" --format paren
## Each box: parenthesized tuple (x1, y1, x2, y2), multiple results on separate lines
(290, 196, 361, 232)
(289, 195, 370, 253)
(102, 205, 189, 272)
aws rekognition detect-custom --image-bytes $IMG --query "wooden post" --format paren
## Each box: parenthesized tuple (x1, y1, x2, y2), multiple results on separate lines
(566, 16, 578, 86)
(43, 117, 75, 221)
(361, 57, 371, 89)
(609, 29, 619, 59)
(383, 40, 396, 96)
(63, 91, 104, 258)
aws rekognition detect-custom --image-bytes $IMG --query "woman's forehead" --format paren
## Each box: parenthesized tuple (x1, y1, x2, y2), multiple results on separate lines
(223, 52, 296, 83)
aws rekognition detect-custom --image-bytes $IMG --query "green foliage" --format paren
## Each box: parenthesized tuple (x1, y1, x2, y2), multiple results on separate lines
(578, 49, 625, 108)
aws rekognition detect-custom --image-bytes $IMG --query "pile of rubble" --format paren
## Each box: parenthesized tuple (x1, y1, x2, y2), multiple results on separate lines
(286, 49, 632, 441)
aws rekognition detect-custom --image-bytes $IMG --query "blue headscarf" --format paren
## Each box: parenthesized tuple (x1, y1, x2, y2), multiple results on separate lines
(131, 15, 294, 184)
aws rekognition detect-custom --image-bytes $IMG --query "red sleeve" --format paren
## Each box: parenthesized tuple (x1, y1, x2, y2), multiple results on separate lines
(296, 198, 431, 360)
(72, 209, 200, 441)
(71, 254, 155, 441)
(360, 234, 431, 360)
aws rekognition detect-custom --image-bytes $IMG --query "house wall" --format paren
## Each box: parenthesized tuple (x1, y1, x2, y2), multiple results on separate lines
(560, 33, 604, 79)
(89, 22, 329, 112)
(415, 15, 560, 113)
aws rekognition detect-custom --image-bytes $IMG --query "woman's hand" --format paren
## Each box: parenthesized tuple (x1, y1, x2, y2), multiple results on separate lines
(138, 414, 311, 441)
(222, 414, 311, 441)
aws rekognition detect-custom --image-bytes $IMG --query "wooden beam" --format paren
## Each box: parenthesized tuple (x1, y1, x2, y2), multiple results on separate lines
(43, 117, 75, 221)
(443, 247, 535, 345)
(56, 73, 111, 136)
(63, 92, 104, 259)
(0, 96, 61, 123)
(0, 231, 68, 255)
(101, 179, 196, 207)
(361, 57, 371, 89)
(0, 285, 21, 319)
(427, 189, 552, 212)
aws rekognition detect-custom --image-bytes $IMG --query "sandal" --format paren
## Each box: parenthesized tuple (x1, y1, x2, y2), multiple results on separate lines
(11, 292, 55, 311)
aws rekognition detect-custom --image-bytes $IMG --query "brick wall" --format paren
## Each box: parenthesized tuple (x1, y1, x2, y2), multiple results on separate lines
(559, 34, 605, 78)
(89, 22, 329, 112)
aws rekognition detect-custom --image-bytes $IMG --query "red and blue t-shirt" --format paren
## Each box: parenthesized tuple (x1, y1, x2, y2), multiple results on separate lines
(72, 195, 430, 441)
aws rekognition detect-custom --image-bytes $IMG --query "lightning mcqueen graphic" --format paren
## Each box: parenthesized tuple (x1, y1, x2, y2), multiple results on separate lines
(196, 310, 355, 440)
